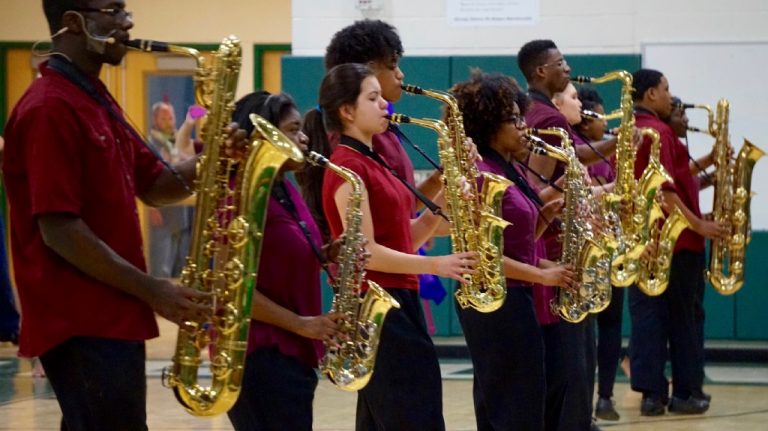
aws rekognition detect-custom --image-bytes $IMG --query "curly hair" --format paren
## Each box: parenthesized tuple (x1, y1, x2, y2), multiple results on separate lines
(324, 20, 404, 70)
(451, 69, 529, 151)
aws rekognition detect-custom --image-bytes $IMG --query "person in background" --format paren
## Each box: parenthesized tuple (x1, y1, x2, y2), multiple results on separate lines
(574, 86, 623, 422)
(147, 101, 196, 278)
(629, 69, 726, 416)
(0, 136, 20, 347)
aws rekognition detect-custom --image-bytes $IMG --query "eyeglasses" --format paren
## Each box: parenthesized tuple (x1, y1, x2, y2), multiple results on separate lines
(540, 58, 568, 69)
(73, 8, 133, 20)
(507, 115, 527, 130)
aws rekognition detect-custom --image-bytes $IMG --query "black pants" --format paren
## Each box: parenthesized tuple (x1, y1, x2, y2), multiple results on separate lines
(596, 286, 624, 399)
(457, 286, 544, 431)
(227, 347, 318, 431)
(0, 215, 19, 337)
(542, 316, 595, 431)
(355, 288, 444, 431)
(628, 250, 705, 400)
(39, 337, 147, 431)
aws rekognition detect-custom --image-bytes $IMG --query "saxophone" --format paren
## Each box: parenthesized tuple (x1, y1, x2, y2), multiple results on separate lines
(128, 37, 305, 416)
(387, 111, 511, 313)
(691, 100, 765, 295)
(572, 72, 671, 287)
(398, 85, 513, 313)
(305, 152, 400, 391)
(526, 128, 612, 322)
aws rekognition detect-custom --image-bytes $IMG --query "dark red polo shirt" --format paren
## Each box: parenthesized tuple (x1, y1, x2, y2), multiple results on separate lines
(634, 111, 704, 253)
(247, 180, 323, 368)
(3, 62, 164, 357)
(322, 136, 419, 290)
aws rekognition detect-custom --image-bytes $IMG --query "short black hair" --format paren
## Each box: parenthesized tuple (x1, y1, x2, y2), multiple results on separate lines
(577, 86, 604, 112)
(517, 39, 557, 81)
(43, 0, 88, 33)
(324, 20, 404, 71)
(632, 68, 664, 102)
(232, 91, 298, 136)
(451, 69, 529, 150)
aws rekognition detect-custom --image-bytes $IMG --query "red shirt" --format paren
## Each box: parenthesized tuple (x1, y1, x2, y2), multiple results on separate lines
(322, 136, 419, 290)
(3, 62, 164, 357)
(247, 180, 323, 368)
(634, 111, 704, 253)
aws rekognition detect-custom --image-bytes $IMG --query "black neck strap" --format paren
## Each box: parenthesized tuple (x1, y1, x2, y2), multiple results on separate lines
(272, 180, 334, 282)
(388, 123, 442, 172)
(339, 135, 448, 221)
(46, 57, 192, 193)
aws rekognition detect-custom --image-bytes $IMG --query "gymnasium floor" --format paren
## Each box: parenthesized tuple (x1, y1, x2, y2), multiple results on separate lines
(2, 319, 767, 430)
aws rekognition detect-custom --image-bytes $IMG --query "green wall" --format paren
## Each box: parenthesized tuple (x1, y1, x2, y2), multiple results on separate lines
(282, 54, 766, 341)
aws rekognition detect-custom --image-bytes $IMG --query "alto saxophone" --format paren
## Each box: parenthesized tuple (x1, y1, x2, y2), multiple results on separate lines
(128, 38, 305, 416)
(306, 152, 400, 391)
(397, 85, 512, 313)
(526, 128, 612, 322)
(572, 72, 671, 287)
(689, 100, 765, 294)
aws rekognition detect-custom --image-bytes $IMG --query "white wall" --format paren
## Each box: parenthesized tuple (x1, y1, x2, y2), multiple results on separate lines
(292, 0, 768, 228)
(292, 0, 768, 55)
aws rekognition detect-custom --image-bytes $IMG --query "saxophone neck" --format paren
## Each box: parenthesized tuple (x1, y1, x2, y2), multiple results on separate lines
(306, 151, 362, 195)
(525, 129, 571, 164)
(387, 114, 449, 138)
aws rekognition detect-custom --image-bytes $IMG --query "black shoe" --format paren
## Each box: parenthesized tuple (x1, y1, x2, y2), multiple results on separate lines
(668, 396, 709, 414)
(595, 397, 620, 421)
(640, 397, 666, 416)
(692, 389, 712, 403)
(590, 421, 602, 431)
(0, 330, 19, 345)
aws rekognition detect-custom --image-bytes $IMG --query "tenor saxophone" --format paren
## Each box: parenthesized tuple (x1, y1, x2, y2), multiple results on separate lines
(690, 100, 765, 294)
(397, 85, 513, 313)
(526, 128, 612, 322)
(127, 37, 304, 416)
(306, 152, 400, 391)
(387, 111, 511, 312)
(572, 72, 671, 287)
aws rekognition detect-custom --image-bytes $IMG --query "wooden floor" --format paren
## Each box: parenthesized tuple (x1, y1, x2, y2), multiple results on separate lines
(2, 319, 767, 430)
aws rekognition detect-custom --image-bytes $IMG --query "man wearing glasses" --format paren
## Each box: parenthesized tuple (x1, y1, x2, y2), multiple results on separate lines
(3, 1, 248, 429)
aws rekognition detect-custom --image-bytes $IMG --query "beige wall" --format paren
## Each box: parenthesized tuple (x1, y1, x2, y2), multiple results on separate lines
(0, 0, 292, 97)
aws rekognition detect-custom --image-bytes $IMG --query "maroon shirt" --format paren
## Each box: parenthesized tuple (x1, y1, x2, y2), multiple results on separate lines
(3, 62, 164, 357)
(634, 111, 704, 253)
(477, 159, 538, 285)
(247, 180, 323, 368)
(525, 90, 588, 261)
(322, 137, 419, 290)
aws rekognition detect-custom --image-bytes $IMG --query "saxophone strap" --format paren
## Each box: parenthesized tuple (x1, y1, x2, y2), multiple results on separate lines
(481, 149, 554, 226)
(46, 56, 192, 194)
(272, 180, 335, 283)
(340, 136, 449, 222)
(388, 123, 443, 172)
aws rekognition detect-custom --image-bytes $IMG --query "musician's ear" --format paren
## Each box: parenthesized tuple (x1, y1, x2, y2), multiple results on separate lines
(339, 104, 355, 123)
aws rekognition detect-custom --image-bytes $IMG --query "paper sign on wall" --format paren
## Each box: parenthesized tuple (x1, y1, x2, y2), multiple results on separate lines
(447, 0, 540, 27)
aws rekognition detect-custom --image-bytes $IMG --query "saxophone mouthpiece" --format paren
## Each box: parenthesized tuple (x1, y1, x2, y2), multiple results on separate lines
(306, 151, 330, 167)
(125, 39, 170, 52)
(401, 84, 424, 94)
(581, 109, 602, 120)
(571, 76, 592, 84)
(386, 113, 411, 123)
(687, 126, 706, 133)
